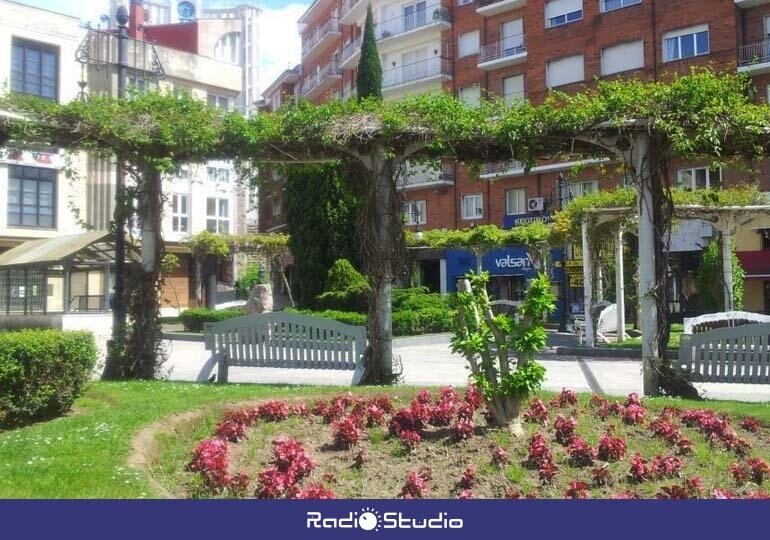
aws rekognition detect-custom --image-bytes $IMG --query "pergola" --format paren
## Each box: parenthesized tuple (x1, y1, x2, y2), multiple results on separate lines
(579, 204, 770, 347)
(0, 231, 138, 315)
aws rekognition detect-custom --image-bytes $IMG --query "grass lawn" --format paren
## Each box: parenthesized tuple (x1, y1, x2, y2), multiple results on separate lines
(601, 323, 684, 350)
(2, 381, 770, 498)
(0, 381, 344, 498)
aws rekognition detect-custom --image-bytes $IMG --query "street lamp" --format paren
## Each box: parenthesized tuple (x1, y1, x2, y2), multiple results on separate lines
(556, 173, 570, 333)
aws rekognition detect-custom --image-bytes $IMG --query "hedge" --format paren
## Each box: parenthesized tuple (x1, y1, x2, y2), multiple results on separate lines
(0, 329, 97, 428)
(291, 306, 454, 337)
(179, 308, 245, 332)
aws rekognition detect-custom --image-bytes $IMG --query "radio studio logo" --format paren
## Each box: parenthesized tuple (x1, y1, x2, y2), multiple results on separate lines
(306, 506, 464, 531)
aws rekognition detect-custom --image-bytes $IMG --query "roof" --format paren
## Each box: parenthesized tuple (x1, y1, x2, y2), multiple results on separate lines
(0, 231, 134, 269)
(261, 68, 300, 100)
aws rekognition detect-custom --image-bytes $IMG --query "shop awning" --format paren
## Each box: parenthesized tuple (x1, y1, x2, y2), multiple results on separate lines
(0, 231, 135, 269)
(737, 251, 770, 280)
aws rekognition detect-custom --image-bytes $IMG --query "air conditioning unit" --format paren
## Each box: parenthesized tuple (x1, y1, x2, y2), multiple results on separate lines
(528, 197, 545, 212)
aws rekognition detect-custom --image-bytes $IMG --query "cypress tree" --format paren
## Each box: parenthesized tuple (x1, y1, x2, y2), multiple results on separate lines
(356, 4, 382, 100)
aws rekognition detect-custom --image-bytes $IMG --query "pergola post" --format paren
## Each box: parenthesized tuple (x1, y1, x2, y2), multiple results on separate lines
(581, 218, 594, 347)
(63, 262, 71, 314)
(596, 263, 604, 301)
(721, 217, 735, 311)
(615, 228, 626, 343)
(635, 134, 660, 395)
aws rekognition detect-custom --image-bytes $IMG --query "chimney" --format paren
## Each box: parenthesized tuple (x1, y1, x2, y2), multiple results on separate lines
(128, 0, 146, 40)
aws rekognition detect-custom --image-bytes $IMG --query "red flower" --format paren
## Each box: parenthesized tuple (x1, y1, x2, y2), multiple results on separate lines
(622, 404, 646, 425)
(628, 453, 650, 483)
(254, 400, 291, 422)
(523, 397, 550, 425)
(458, 464, 477, 489)
(564, 480, 589, 499)
(567, 437, 596, 467)
(398, 429, 422, 451)
(526, 433, 554, 468)
(295, 483, 336, 499)
(625, 393, 642, 407)
(551, 388, 578, 408)
(331, 415, 364, 449)
(490, 444, 510, 468)
(590, 465, 612, 487)
(554, 415, 577, 446)
(451, 417, 475, 441)
(352, 447, 368, 469)
(464, 384, 484, 410)
(458, 489, 475, 499)
(272, 436, 316, 480)
(538, 460, 559, 484)
(400, 470, 430, 499)
(597, 432, 627, 462)
(650, 454, 684, 479)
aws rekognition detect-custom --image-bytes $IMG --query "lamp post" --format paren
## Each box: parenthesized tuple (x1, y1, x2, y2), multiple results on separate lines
(106, 5, 129, 376)
(556, 173, 570, 333)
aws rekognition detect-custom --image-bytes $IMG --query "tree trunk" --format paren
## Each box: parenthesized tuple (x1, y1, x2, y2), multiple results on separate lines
(194, 259, 203, 307)
(487, 396, 524, 437)
(126, 168, 165, 379)
(357, 149, 400, 385)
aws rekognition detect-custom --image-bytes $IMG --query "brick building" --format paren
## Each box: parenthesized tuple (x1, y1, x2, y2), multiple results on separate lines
(261, 0, 770, 316)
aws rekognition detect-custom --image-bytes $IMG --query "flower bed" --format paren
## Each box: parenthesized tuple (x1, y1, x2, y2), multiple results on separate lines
(178, 388, 770, 499)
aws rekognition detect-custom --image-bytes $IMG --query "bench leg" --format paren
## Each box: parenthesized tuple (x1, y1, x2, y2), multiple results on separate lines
(217, 354, 229, 384)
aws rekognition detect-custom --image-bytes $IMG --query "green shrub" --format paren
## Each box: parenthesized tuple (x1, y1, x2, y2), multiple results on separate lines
(0, 329, 97, 428)
(392, 287, 449, 312)
(179, 308, 245, 332)
(235, 263, 264, 299)
(315, 283, 370, 312)
(324, 259, 368, 293)
(290, 309, 367, 327)
(392, 307, 455, 336)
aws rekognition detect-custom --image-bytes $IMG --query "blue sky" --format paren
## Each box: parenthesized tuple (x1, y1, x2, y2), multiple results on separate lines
(13, 0, 309, 93)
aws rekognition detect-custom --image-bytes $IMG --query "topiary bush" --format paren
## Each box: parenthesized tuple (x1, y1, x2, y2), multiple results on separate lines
(392, 307, 455, 336)
(179, 308, 245, 333)
(0, 329, 97, 428)
(392, 287, 449, 312)
(324, 259, 368, 293)
(289, 309, 367, 327)
(315, 283, 371, 312)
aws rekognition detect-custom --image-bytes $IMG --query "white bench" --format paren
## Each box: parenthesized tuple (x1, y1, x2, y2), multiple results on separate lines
(204, 312, 366, 384)
(683, 311, 770, 335)
(677, 322, 770, 384)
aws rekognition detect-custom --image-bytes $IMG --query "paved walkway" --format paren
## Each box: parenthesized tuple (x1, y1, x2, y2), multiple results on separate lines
(163, 333, 770, 402)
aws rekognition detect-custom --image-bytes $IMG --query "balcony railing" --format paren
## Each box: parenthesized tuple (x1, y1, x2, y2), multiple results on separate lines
(376, 5, 451, 41)
(341, 0, 362, 19)
(383, 56, 452, 90)
(398, 170, 454, 189)
(482, 160, 525, 177)
(341, 35, 363, 65)
(739, 39, 770, 67)
(476, 0, 527, 14)
(479, 34, 526, 64)
(301, 61, 342, 96)
(301, 18, 341, 57)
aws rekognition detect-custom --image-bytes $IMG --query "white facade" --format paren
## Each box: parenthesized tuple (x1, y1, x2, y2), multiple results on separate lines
(0, 0, 89, 244)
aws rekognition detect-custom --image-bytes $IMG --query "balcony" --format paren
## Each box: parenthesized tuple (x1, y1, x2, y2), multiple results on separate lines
(300, 61, 342, 98)
(738, 39, 770, 75)
(478, 34, 527, 70)
(301, 18, 341, 61)
(478, 160, 525, 179)
(476, 0, 526, 17)
(376, 5, 451, 51)
(398, 165, 454, 191)
(382, 56, 452, 95)
(735, 0, 770, 7)
(340, 36, 363, 70)
(340, 0, 366, 25)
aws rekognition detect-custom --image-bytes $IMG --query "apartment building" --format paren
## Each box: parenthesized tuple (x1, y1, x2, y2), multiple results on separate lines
(267, 0, 770, 316)
(0, 1, 88, 248)
(79, 1, 243, 311)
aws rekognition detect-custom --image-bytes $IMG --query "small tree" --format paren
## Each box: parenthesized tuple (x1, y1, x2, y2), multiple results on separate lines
(235, 263, 264, 298)
(451, 272, 555, 437)
(186, 231, 231, 307)
(697, 238, 745, 312)
(356, 4, 382, 101)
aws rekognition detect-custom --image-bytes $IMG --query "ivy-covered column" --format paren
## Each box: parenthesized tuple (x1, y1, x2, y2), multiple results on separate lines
(581, 218, 594, 347)
(720, 216, 735, 312)
(615, 228, 626, 344)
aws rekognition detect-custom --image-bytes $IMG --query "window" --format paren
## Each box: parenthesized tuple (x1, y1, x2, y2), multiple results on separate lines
(11, 38, 58, 100)
(171, 194, 188, 233)
(561, 180, 598, 201)
(663, 25, 709, 62)
(546, 54, 584, 88)
(148, 3, 170, 24)
(501, 19, 524, 52)
(676, 166, 722, 190)
(461, 193, 483, 220)
(271, 196, 282, 217)
(207, 94, 231, 110)
(403, 1, 427, 32)
(206, 198, 230, 233)
(214, 32, 241, 65)
(458, 0, 473, 5)
(7, 165, 56, 228)
(546, 0, 583, 28)
(601, 40, 644, 76)
(458, 31, 480, 57)
(207, 166, 231, 183)
(459, 85, 481, 107)
(505, 188, 527, 216)
(601, 0, 641, 12)
(502, 74, 525, 104)
(403, 200, 427, 225)
(126, 76, 157, 96)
